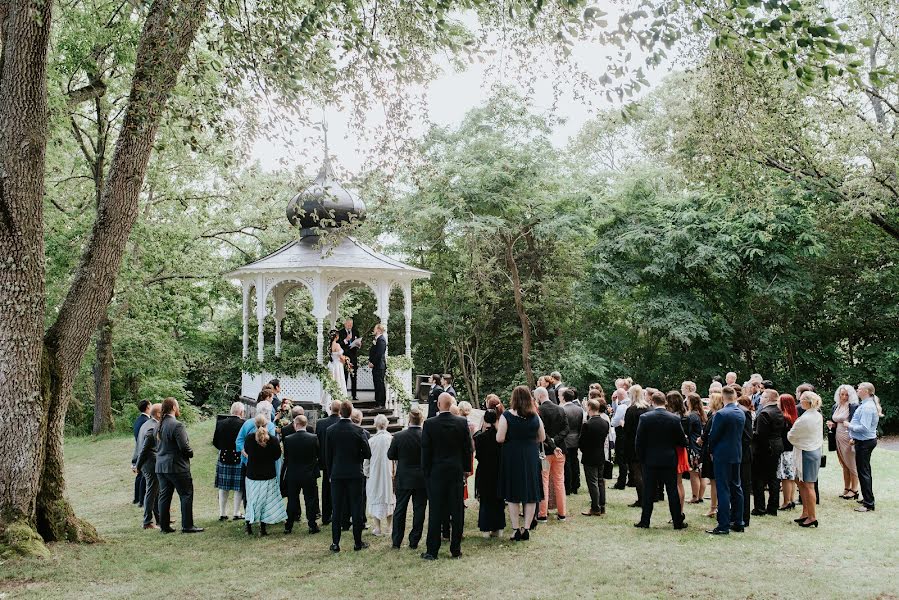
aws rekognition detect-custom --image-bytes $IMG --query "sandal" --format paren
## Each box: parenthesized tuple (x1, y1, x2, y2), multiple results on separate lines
(840, 490, 859, 500)
(705, 508, 717, 518)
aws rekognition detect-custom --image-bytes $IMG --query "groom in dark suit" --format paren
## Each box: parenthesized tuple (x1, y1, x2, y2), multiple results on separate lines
(338, 318, 360, 400)
(633, 391, 688, 530)
(368, 323, 387, 407)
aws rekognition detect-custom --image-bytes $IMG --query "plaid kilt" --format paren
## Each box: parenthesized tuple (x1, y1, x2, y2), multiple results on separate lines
(215, 461, 243, 491)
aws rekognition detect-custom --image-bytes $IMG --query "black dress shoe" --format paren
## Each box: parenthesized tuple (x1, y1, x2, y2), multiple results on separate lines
(673, 522, 688, 530)
(451, 551, 462, 559)
(160, 527, 176, 534)
(308, 524, 321, 534)
(409, 544, 418, 550)
(218, 516, 228, 522)
(391, 544, 401, 550)
(613, 484, 626, 490)
(706, 528, 729, 535)
(634, 522, 650, 528)
(284, 525, 293, 534)
(628, 501, 641, 508)
(421, 552, 438, 560)
(751, 509, 767, 516)
(354, 541, 369, 551)
(766, 510, 778, 516)
(181, 527, 204, 533)
(731, 525, 745, 532)
(330, 544, 340, 553)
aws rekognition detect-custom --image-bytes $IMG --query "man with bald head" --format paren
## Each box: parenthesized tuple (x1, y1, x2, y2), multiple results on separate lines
(420, 392, 472, 560)
(316, 400, 343, 525)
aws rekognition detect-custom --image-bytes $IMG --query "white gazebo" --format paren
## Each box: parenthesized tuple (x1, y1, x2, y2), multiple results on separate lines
(226, 143, 430, 409)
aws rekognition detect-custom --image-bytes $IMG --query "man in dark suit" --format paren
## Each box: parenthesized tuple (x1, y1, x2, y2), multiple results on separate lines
(420, 393, 472, 560)
(707, 386, 746, 535)
(547, 372, 562, 404)
(426, 374, 443, 419)
(134, 403, 161, 529)
(368, 323, 387, 407)
(579, 399, 610, 516)
(132, 400, 151, 505)
(633, 391, 688, 529)
(338, 318, 361, 400)
(326, 401, 371, 552)
(388, 407, 428, 549)
(155, 398, 203, 534)
(280, 406, 314, 438)
(282, 415, 321, 535)
(315, 400, 341, 525)
(442, 374, 456, 397)
(752, 388, 785, 517)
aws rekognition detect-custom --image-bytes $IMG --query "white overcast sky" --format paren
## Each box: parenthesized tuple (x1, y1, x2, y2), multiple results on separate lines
(250, 9, 682, 177)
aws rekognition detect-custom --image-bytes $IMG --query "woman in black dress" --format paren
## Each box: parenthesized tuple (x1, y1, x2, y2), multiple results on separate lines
(699, 392, 724, 518)
(474, 409, 505, 536)
(685, 393, 706, 504)
(496, 385, 545, 541)
(622, 385, 649, 508)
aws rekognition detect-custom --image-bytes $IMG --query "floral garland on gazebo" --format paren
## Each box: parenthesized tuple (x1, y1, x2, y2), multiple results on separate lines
(242, 349, 414, 412)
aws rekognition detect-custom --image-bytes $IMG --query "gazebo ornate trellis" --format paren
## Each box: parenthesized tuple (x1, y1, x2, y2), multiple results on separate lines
(226, 137, 429, 411)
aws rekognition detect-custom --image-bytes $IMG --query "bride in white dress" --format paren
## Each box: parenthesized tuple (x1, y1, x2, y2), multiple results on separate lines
(328, 330, 349, 398)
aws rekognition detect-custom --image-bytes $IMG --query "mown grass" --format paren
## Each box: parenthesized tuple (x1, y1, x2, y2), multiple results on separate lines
(1, 419, 897, 599)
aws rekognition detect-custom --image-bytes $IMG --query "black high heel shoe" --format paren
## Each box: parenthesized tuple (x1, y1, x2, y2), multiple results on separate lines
(793, 517, 806, 523)
(521, 528, 530, 541)
(245, 522, 253, 535)
(798, 519, 819, 528)
(260, 522, 268, 536)
(511, 528, 522, 542)
(840, 490, 859, 500)
(779, 502, 796, 511)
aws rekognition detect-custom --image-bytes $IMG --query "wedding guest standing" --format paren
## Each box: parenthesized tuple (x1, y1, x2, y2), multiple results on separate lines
(700, 392, 723, 518)
(212, 402, 245, 521)
(426, 374, 444, 419)
(421, 393, 472, 560)
(777, 395, 799, 510)
(665, 390, 690, 514)
(706, 387, 745, 535)
(388, 408, 428, 550)
(561, 388, 584, 496)
(473, 409, 506, 536)
(281, 415, 321, 535)
(685, 393, 706, 504)
(610, 388, 630, 489)
(736, 395, 754, 528)
(827, 384, 860, 499)
(623, 385, 649, 508)
(579, 399, 610, 516)
(243, 414, 286, 536)
(133, 403, 161, 529)
(367, 414, 396, 536)
(751, 389, 785, 517)
(848, 382, 881, 513)
(497, 386, 545, 542)
(327, 401, 372, 552)
(316, 400, 341, 525)
(132, 400, 151, 506)
(634, 391, 687, 530)
(156, 397, 203, 534)
(536, 386, 568, 521)
(788, 391, 824, 527)
(442, 375, 457, 398)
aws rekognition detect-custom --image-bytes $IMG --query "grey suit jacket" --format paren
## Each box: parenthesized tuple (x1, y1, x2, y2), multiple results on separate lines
(155, 416, 193, 474)
(133, 418, 159, 472)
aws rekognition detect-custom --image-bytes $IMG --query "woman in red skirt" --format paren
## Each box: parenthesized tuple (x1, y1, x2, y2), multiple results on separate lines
(666, 391, 691, 517)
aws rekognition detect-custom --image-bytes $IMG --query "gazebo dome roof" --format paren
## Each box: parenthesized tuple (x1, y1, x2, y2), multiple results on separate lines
(286, 136, 365, 237)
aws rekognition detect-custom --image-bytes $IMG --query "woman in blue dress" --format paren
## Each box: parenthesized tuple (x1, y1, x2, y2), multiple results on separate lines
(496, 385, 545, 541)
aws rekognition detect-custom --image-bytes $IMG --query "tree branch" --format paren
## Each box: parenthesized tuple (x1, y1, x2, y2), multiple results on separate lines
(66, 79, 108, 107)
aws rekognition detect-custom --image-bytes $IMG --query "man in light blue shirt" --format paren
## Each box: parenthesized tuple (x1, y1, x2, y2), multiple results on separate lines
(847, 382, 880, 512)
(610, 389, 630, 490)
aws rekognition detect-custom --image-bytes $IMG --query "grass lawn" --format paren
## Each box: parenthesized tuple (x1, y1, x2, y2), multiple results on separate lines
(1, 419, 897, 599)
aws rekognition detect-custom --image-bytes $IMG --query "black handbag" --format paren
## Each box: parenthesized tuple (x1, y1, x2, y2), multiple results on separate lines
(820, 454, 827, 468)
(827, 427, 837, 452)
(603, 442, 614, 479)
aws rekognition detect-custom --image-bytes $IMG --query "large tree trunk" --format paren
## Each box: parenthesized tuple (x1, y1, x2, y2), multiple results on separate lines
(92, 315, 114, 435)
(504, 237, 534, 388)
(2, 0, 208, 555)
(0, 0, 54, 559)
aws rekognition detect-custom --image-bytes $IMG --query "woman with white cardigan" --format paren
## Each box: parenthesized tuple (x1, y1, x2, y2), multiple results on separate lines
(787, 391, 824, 528)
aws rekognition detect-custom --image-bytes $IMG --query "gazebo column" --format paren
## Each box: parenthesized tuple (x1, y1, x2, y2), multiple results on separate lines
(241, 281, 250, 360)
(274, 289, 285, 357)
(315, 318, 324, 364)
(313, 272, 327, 365)
(255, 275, 265, 362)
(403, 281, 412, 359)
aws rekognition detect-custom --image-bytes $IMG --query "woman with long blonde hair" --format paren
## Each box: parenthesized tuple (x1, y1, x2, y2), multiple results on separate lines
(827, 384, 860, 499)
(699, 392, 724, 518)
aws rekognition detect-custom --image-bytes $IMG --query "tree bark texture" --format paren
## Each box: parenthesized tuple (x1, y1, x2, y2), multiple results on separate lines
(0, 0, 53, 558)
(504, 236, 535, 389)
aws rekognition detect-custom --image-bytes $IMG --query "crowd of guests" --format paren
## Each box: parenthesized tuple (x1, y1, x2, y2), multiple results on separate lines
(130, 372, 884, 555)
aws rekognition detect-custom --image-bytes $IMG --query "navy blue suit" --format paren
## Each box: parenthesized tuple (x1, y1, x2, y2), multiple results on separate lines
(708, 402, 746, 531)
(132, 413, 150, 504)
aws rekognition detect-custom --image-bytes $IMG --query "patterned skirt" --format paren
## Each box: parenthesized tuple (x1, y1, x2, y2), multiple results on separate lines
(776, 450, 795, 481)
(245, 477, 288, 524)
(215, 461, 243, 491)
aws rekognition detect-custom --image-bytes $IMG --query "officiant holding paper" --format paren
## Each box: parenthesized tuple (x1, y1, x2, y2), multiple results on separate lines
(338, 318, 361, 401)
